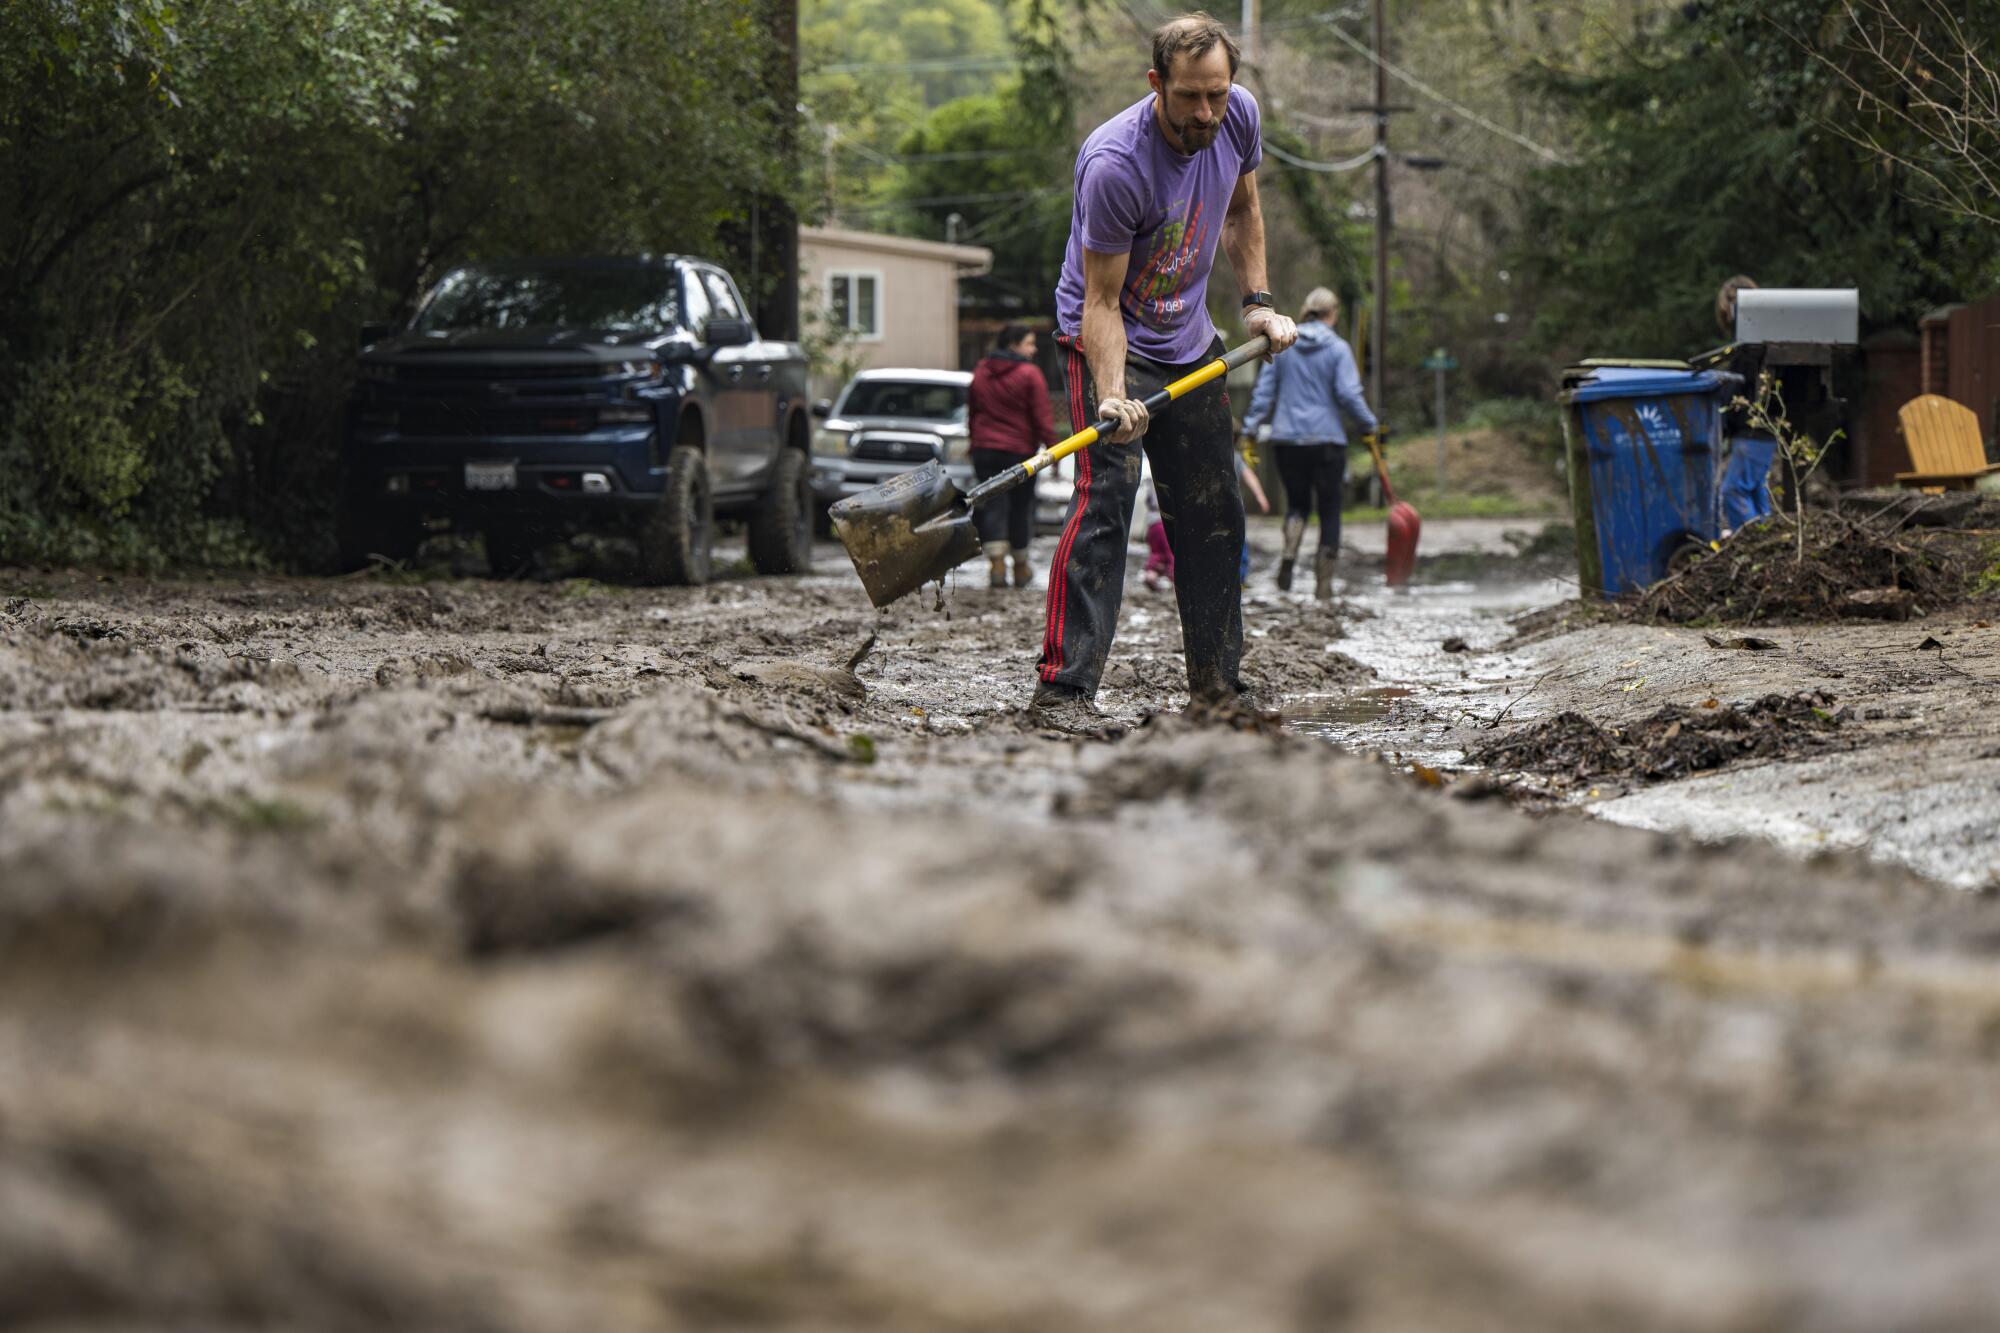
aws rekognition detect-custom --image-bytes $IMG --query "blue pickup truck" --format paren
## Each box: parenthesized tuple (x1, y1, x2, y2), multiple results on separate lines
(340, 256, 812, 583)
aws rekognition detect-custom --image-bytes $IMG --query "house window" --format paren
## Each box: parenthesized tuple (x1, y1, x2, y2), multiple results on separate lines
(827, 270, 882, 340)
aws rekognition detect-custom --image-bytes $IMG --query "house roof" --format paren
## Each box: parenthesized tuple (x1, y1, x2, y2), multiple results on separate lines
(802, 225, 992, 276)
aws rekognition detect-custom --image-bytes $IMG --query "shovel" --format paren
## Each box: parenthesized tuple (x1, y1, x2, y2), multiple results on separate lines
(1364, 429, 1421, 586)
(831, 336, 1272, 608)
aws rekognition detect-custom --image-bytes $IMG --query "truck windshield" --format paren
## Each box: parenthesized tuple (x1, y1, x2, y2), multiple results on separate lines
(841, 381, 968, 422)
(415, 266, 680, 333)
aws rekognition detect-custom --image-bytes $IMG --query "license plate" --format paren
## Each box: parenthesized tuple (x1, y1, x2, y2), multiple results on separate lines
(464, 461, 517, 491)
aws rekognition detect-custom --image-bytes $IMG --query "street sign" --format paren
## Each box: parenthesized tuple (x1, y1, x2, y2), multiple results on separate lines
(1425, 349, 1456, 495)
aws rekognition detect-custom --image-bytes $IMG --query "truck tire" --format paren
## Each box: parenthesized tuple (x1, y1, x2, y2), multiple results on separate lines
(635, 445, 712, 586)
(747, 446, 814, 576)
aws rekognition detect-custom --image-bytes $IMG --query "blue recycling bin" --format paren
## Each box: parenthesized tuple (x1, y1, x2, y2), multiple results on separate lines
(1558, 364, 1740, 597)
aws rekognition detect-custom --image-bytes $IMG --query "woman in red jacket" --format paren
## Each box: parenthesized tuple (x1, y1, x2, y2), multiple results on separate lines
(966, 323, 1057, 588)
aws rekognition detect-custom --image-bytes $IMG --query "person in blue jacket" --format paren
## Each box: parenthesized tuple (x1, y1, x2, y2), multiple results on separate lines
(1715, 274, 1777, 531)
(1241, 286, 1378, 599)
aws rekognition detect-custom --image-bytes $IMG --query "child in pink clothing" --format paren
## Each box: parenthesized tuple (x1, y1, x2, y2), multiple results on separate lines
(1142, 479, 1174, 591)
(1143, 457, 1268, 592)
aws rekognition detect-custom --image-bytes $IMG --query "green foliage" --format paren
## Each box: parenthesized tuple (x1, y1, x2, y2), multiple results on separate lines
(1974, 542, 2000, 597)
(1518, 0, 2000, 360)
(803, 0, 1020, 225)
(1464, 397, 1565, 465)
(891, 81, 1072, 305)
(1254, 118, 1367, 312)
(0, 0, 798, 570)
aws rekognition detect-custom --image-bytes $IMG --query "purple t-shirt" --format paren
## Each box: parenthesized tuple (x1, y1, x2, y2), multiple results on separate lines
(1055, 85, 1263, 365)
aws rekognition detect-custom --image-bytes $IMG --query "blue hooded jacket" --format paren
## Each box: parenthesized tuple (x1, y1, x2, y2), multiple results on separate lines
(1242, 320, 1377, 445)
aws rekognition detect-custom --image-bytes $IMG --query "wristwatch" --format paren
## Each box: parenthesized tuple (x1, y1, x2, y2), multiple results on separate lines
(1241, 290, 1274, 310)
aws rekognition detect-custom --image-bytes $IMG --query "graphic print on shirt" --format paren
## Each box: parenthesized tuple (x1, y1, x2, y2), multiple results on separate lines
(1124, 198, 1208, 335)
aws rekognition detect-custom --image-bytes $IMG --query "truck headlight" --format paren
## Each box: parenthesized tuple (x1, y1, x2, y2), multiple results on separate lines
(941, 431, 971, 463)
(813, 426, 852, 457)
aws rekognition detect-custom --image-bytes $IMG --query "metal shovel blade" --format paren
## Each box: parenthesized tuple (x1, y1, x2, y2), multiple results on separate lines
(830, 460, 982, 608)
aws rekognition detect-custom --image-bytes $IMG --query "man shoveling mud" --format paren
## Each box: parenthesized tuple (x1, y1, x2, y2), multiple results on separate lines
(1030, 11, 1298, 735)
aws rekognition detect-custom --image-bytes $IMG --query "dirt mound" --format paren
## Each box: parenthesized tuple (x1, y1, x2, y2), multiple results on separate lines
(1384, 425, 1568, 513)
(1630, 510, 1980, 626)
(1470, 691, 1849, 786)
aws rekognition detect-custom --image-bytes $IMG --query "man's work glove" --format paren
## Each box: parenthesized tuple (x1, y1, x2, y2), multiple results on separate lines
(1238, 433, 1261, 468)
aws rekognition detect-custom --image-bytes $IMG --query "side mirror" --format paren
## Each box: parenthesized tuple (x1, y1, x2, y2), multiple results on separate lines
(360, 321, 395, 348)
(811, 399, 834, 418)
(702, 317, 756, 349)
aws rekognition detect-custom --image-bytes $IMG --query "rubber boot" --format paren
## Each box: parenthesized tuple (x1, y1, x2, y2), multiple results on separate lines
(984, 540, 1009, 589)
(1276, 514, 1305, 592)
(1028, 682, 1126, 739)
(1314, 548, 1337, 602)
(1011, 548, 1033, 588)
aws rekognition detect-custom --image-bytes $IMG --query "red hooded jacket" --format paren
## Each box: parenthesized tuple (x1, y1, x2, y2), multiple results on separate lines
(967, 350, 1057, 457)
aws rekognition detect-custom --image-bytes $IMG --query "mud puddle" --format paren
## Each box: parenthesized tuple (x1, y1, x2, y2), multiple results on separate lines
(1268, 530, 2000, 893)
(1274, 558, 1572, 765)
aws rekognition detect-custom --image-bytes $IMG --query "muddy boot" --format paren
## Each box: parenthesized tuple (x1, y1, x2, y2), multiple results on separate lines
(1011, 548, 1033, 588)
(1027, 683, 1127, 739)
(984, 540, 1009, 589)
(1276, 515, 1305, 591)
(1314, 549, 1338, 602)
(1184, 680, 1280, 732)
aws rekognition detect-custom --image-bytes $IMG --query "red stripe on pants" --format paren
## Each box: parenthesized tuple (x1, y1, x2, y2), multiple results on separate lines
(1042, 338, 1092, 681)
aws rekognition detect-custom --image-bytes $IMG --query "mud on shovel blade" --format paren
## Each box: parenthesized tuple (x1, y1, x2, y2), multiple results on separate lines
(831, 336, 1273, 608)
(829, 461, 980, 608)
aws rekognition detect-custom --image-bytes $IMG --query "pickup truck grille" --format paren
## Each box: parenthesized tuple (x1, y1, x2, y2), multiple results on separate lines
(400, 406, 599, 436)
(851, 432, 943, 463)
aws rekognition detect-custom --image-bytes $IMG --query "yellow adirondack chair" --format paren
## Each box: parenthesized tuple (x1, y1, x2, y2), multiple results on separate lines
(1897, 394, 2000, 490)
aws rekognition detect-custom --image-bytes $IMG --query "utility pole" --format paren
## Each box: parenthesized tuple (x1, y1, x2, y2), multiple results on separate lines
(1241, 0, 1259, 63)
(1370, 0, 1389, 414)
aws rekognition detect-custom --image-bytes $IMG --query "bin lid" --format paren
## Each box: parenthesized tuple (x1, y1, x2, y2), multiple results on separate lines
(1560, 364, 1733, 404)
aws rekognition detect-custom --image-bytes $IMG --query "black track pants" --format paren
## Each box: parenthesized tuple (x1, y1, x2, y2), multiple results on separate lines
(1274, 442, 1348, 553)
(971, 447, 1035, 551)
(1039, 333, 1243, 701)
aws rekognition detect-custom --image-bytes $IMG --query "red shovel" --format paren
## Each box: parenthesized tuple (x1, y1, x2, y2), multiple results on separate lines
(1364, 431, 1421, 586)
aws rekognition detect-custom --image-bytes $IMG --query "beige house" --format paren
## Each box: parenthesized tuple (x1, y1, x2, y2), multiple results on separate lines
(798, 225, 992, 394)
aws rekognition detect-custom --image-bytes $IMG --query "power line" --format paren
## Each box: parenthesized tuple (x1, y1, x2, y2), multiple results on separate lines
(838, 145, 1050, 163)
(1316, 17, 1568, 164)
(960, 190, 1064, 241)
(818, 55, 1016, 75)
(838, 186, 1068, 213)
(1281, 105, 1378, 130)
(1264, 140, 1383, 173)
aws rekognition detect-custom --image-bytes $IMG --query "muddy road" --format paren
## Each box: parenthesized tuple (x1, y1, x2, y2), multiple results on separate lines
(7, 534, 2000, 1331)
